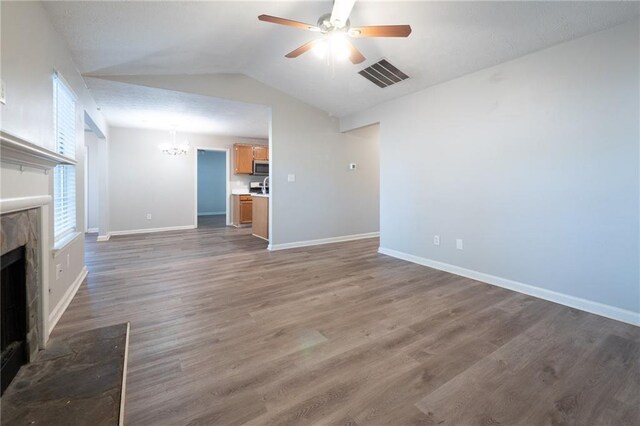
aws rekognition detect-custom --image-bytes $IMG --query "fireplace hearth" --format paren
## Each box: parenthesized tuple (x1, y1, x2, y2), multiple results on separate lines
(1, 246, 27, 395)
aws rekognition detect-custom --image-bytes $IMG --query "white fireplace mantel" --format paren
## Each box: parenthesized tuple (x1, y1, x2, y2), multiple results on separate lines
(0, 130, 75, 172)
(0, 195, 52, 215)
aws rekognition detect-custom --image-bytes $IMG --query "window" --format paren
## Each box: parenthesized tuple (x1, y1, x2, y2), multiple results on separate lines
(53, 72, 77, 241)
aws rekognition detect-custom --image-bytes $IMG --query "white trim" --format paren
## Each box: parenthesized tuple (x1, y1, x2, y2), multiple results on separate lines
(52, 231, 82, 256)
(119, 322, 130, 426)
(86, 228, 99, 233)
(0, 131, 75, 172)
(96, 233, 111, 242)
(0, 195, 52, 214)
(40, 204, 52, 347)
(378, 247, 640, 327)
(84, 144, 89, 233)
(109, 225, 196, 236)
(52, 70, 78, 101)
(48, 266, 87, 336)
(198, 211, 226, 216)
(268, 232, 379, 251)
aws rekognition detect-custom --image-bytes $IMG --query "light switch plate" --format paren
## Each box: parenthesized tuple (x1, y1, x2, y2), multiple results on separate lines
(349, 163, 357, 170)
(456, 239, 463, 250)
(287, 174, 296, 182)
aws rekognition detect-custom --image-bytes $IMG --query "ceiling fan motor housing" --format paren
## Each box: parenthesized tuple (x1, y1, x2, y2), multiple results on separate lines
(318, 13, 351, 33)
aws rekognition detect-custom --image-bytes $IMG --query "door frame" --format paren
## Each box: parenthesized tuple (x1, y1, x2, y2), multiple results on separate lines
(193, 147, 231, 228)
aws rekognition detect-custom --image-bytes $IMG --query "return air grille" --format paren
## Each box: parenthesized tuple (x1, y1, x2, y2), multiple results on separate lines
(359, 59, 409, 88)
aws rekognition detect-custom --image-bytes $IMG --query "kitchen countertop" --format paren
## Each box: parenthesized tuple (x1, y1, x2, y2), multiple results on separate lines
(231, 190, 269, 197)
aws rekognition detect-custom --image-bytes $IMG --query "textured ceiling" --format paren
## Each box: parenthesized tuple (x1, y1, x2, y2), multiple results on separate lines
(44, 1, 640, 118)
(85, 78, 270, 137)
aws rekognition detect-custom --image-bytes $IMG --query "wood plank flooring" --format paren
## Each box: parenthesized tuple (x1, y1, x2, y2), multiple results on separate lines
(53, 223, 640, 425)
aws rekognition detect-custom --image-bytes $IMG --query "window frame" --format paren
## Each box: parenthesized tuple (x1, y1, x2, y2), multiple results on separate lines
(52, 71, 78, 242)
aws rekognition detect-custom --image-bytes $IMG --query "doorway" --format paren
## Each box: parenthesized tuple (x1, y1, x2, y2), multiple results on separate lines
(196, 149, 229, 229)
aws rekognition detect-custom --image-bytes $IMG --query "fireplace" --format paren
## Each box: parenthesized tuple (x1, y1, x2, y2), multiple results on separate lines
(0, 208, 43, 394)
(1, 131, 70, 394)
(1, 246, 27, 395)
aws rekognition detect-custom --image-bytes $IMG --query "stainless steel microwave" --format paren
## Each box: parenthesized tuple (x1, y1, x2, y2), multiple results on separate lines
(253, 161, 269, 176)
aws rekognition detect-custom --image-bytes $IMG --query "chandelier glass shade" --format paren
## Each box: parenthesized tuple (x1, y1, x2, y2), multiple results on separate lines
(159, 130, 189, 155)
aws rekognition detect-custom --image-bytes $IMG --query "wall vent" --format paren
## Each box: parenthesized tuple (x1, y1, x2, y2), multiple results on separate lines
(358, 59, 409, 88)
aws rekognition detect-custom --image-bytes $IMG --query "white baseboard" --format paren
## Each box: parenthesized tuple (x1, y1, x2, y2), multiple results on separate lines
(378, 247, 640, 327)
(268, 232, 379, 251)
(198, 212, 225, 216)
(86, 227, 99, 234)
(110, 225, 196, 236)
(96, 233, 111, 242)
(48, 266, 87, 336)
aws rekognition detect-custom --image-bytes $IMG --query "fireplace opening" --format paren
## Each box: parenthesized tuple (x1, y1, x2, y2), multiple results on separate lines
(1, 245, 28, 395)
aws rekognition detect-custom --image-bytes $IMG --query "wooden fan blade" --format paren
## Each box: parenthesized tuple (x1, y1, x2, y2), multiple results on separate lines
(285, 39, 321, 58)
(350, 25, 412, 38)
(346, 40, 366, 64)
(258, 15, 319, 31)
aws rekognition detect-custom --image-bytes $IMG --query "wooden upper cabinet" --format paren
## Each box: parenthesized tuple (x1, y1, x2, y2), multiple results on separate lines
(234, 144, 254, 174)
(253, 145, 269, 161)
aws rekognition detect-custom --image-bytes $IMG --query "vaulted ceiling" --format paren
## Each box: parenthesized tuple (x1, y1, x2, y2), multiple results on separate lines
(84, 78, 270, 137)
(44, 1, 639, 122)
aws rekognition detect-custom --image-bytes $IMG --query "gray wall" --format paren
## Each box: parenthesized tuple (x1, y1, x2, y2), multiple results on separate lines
(85, 131, 100, 230)
(341, 20, 640, 315)
(108, 126, 266, 232)
(99, 74, 381, 245)
(0, 1, 108, 317)
(197, 150, 226, 215)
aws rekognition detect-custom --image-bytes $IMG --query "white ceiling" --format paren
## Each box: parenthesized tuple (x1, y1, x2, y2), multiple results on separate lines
(44, 1, 639, 119)
(85, 78, 270, 138)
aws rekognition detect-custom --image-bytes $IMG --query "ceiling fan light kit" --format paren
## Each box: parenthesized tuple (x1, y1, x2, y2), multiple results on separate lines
(258, 0, 411, 66)
(313, 32, 351, 61)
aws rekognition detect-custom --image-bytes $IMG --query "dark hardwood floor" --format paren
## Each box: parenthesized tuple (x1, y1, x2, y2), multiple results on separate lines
(197, 214, 227, 229)
(53, 225, 640, 425)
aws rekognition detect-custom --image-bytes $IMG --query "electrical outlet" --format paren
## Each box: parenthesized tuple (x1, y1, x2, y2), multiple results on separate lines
(146, 213, 152, 220)
(287, 174, 296, 182)
(56, 264, 63, 280)
(456, 239, 464, 250)
(433, 235, 440, 246)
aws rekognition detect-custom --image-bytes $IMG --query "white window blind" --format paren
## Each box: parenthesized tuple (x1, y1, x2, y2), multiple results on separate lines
(53, 72, 77, 241)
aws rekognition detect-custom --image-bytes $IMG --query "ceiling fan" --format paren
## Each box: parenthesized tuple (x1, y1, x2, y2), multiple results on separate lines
(258, 0, 411, 64)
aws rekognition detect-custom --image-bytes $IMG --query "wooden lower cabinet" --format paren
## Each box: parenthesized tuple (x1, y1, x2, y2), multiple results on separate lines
(252, 196, 269, 240)
(232, 195, 253, 226)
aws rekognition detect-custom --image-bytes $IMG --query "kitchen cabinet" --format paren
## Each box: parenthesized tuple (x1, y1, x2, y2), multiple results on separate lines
(233, 143, 269, 174)
(234, 144, 254, 174)
(252, 195, 269, 240)
(232, 195, 253, 226)
(253, 145, 269, 161)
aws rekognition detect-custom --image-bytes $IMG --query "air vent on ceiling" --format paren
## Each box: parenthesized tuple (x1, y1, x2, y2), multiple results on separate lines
(358, 59, 409, 88)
